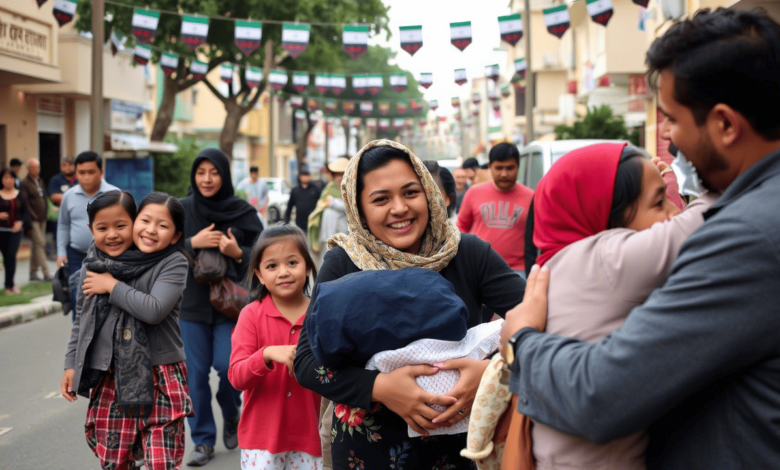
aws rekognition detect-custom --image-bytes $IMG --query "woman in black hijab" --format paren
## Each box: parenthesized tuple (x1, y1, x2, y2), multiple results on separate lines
(179, 148, 263, 466)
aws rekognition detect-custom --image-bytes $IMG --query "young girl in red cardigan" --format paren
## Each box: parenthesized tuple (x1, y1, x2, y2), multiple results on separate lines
(228, 224, 321, 470)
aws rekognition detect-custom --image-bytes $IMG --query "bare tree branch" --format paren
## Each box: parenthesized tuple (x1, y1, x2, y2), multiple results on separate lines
(202, 78, 229, 105)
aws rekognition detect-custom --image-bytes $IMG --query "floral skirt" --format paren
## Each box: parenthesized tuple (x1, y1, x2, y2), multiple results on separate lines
(330, 403, 476, 470)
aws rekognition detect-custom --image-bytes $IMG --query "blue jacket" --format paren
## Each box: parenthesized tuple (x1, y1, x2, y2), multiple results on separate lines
(509, 149, 780, 469)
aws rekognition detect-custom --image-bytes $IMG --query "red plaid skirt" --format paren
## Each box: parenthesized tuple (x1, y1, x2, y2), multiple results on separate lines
(85, 362, 194, 470)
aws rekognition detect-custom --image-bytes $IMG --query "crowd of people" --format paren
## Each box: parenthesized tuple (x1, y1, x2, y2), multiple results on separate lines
(50, 7, 780, 470)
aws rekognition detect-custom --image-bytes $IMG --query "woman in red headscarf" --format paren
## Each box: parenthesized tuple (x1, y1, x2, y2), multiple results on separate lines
(522, 143, 716, 470)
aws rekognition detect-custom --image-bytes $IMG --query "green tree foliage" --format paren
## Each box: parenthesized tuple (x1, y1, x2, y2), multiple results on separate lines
(150, 136, 199, 198)
(554, 105, 639, 145)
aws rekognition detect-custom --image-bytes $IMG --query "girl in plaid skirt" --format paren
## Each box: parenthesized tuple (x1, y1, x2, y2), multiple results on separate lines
(62, 191, 193, 470)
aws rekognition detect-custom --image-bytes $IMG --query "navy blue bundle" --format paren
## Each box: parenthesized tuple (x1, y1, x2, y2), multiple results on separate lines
(307, 267, 469, 369)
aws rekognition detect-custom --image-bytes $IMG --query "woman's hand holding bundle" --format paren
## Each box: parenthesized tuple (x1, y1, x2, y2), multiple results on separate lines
(431, 358, 490, 425)
(191, 223, 223, 249)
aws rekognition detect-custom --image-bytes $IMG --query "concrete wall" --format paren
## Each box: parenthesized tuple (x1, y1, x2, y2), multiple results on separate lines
(0, 86, 37, 163)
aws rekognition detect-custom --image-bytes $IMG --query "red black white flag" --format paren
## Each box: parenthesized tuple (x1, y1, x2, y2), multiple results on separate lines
(268, 70, 288, 92)
(633, 0, 649, 7)
(295, 110, 306, 121)
(131, 8, 160, 44)
(429, 100, 438, 112)
(235, 21, 262, 56)
(109, 28, 125, 57)
(452, 97, 460, 108)
(221, 64, 234, 84)
(52, 0, 78, 27)
(353, 74, 368, 96)
(315, 74, 330, 94)
(397, 101, 408, 115)
(543, 5, 570, 39)
(282, 23, 310, 59)
(399, 25, 423, 56)
(330, 74, 347, 95)
(325, 100, 337, 115)
(501, 84, 511, 98)
(393, 118, 405, 131)
(587, 0, 614, 26)
(419, 73, 433, 89)
(290, 96, 304, 110)
(190, 60, 208, 81)
(367, 118, 377, 130)
(450, 21, 472, 51)
(515, 58, 527, 79)
(343, 25, 369, 59)
(342, 101, 355, 115)
(498, 14, 523, 46)
(307, 99, 319, 112)
(472, 93, 481, 106)
(485, 64, 499, 82)
(293, 72, 310, 93)
(246, 67, 262, 89)
(309, 112, 319, 125)
(378, 101, 391, 116)
(360, 101, 373, 117)
(379, 118, 390, 131)
(390, 74, 407, 93)
(160, 52, 179, 76)
(133, 45, 151, 66)
(409, 99, 422, 114)
(454, 68, 467, 86)
(181, 15, 209, 51)
(367, 75, 383, 95)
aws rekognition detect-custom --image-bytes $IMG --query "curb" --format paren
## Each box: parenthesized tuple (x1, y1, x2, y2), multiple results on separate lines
(0, 299, 63, 330)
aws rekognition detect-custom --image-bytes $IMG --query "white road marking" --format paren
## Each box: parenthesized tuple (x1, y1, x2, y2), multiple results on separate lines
(0, 414, 8, 421)
(44, 391, 59, 399)
(0, 428, 12, 436)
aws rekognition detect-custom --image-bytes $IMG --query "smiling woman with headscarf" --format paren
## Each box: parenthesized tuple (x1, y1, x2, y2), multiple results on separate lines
(179, 148, 264, 466)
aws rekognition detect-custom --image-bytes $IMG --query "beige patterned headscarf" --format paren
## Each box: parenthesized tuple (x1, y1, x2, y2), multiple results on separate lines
(327, 139, 461, 272)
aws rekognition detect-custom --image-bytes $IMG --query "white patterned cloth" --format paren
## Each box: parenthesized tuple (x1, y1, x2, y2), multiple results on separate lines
(240, 449, 322, 470)
(365, 320, 504, 437)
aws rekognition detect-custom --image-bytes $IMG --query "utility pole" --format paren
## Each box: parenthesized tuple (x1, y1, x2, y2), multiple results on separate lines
(264, 40, 276, 177)
(90, 0, 104, 152)
(523, 0, 535, 145)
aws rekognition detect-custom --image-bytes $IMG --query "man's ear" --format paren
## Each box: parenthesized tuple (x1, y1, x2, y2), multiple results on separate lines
(708, 104, 742, 149)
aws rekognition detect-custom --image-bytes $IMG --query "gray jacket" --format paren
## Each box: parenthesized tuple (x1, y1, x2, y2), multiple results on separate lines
(509, 148, 780, 469)
(64, 251, 189, 395)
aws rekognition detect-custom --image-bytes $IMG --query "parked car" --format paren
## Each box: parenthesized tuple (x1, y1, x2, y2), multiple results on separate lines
(259, 177, 291, 223)
(517, 139, 628, 190)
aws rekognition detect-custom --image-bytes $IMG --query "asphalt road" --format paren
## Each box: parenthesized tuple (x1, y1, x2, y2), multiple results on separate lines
(0, 314, 241, 469)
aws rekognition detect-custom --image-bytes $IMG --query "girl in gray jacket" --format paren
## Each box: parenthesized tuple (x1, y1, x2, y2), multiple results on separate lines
(61, 191, 192, 470)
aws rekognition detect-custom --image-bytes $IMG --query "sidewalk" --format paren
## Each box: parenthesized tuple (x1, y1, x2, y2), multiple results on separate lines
(0, 255, 63, 330)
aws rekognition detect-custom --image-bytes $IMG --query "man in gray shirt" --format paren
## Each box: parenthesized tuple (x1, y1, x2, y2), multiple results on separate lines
(57, 151, 118, 321)
(501, 9, 780, 469)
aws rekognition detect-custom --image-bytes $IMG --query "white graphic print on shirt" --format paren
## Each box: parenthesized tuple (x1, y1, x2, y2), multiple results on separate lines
(479, 201, 524, 229)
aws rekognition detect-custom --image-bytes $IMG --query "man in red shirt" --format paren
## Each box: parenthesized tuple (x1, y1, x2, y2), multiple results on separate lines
(457, 143, 534, 274)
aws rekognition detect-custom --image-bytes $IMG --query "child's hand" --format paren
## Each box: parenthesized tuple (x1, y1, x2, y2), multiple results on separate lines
(82, 271, 119, 298)
(61, 369, 77, 402)
(263, 345, 297, 375)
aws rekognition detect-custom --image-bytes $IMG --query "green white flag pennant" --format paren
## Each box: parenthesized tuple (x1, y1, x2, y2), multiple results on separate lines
(329, 74, 346, 95)
(454, 112, 462, 121)
(133, 45, 152, 66)
(471, 107, 480, 116)
(342, 101, 355, 115)
(246, 67, 263, 89)
(269, 70, 288, 92)
(489, 89, 499, 102)
(390, 74, 408, 93)
(131, 8, 160, 44)
(429, 100, 438, 111)
(309, 111, 320, 125)
(235, 21, 262, 55)
(393, 118, 405, 131)
(454, 68, 468, 86)
(379, 118, 390, 130)
(366, 118, 377, 130)
(160, 52, 179, 76)
(360, 101, 373, 116)
(400, 25, 423, 56)
(420, 73, 433, 89)
(315, 74, 330, 94)
(352, 74, 368, 95)
(501, 84, 511, 98)
(282, 23, 310, 59)
(307, 99, 319, 112)
(295, 109, 306, 121)
(290, 96, 304, 110)
(452, 97, 460, 108)
(514, 58, 527, 78)
(343, 25, 369, 60)
(53, 0, 78, 27)
(472, 93, 481, 105)
(418, 118, 427, 127)
(587, 0, 614, 26)
(450, 21, 472, 51)
(498, 13, 523, 46)
(220, 64, 234, 84)
(293, 72, 310, 93)
(109, 28, 126, 57)
(367, 74, 383, 95)
(351, 117, 363, 128)
(181, 15, 209, 51)
(189, 60, 208, 81)
(543, 5, 570, 38)
(397, 101, 408, 115)
(485, 64, 499, 82)
(325, 99, 338, 115)
(378, 101, 390, 116)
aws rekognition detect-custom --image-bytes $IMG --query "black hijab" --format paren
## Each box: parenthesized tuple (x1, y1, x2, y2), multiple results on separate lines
(180, 148, 264, 241)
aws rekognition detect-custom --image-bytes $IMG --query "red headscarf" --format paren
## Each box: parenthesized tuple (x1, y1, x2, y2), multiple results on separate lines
(533, 143, 627, 266)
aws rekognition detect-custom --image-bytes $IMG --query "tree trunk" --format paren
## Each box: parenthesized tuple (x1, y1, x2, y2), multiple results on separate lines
(295, 119, 314, 168)
(150, 73, 179, 141)
(220, 100, 244, 162)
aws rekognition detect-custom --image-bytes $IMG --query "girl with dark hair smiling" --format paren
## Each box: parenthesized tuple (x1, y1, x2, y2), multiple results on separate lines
(0, 166, 31, 293)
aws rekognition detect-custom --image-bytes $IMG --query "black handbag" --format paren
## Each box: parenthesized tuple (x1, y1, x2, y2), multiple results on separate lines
(193, 249, 227, 284)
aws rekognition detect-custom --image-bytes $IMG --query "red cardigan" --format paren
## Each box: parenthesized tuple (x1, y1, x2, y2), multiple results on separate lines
(228, 295, 321, 455)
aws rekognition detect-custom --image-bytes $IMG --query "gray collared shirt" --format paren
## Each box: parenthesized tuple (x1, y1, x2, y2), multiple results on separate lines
(56, 179, 119, 257)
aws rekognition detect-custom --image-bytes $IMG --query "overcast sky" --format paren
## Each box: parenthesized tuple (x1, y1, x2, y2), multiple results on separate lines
(370, 0, 514, 116)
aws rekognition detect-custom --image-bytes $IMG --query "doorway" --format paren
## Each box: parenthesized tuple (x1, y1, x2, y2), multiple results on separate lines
(39, 132, 61, 187)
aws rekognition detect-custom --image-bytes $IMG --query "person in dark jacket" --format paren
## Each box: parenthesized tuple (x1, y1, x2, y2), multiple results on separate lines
(502, 9, 780, 469)
(284, 165, 322, 233)
(0, 167, 31, 293)
(19, 158, 51, 281)
(179, 149, 263, 467)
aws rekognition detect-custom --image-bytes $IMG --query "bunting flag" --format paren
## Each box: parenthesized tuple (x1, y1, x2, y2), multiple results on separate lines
(190, 60, 208, 81)
(429, 100, 438, 111)
(293, 72, 310, 92)
(378, 101, 390, 116)
(471, 108, 479, 116)
(343, 25, 369, 59)
(220, 64, 234, 84)
(515, 58, 527, 79)
(498, 13, 523, 46)
(353, 74, 368, 95)
(390, 74, 408, 93)
(399, 25, 423, 56)
(633, 0, 649, 7)
(131, 8, 160, 44)
(109, 28, 125, 57)
(543, 5, 571, 38)
(379, 118, 390, 131)
(309, 112, 319, 125)
(450, 21, 472, 51)
(325, 100, 337, 115)
(501, 84, 511, 98)
(315, 74, 330, 94)
(282, 23, 310, 58)
(397, 101, 408, 114)
(419, 118, 427, 127)
(409, 99, 422, 113)
(452, 97, 460, 108)
(295, 110, 306, 121)
(52, 0, 78, 27)
(472, 93, 482, 105)
(37, 0, 48, 7)
(367, 74, 383, 95)
(307, 99, 319, 112)
(420, 73, 433, 89)
(485, 64, 499, 82)
(269, 70, 288, 91)
(367, 118, 377, 130)
(160, 52, 179, 75)
(454, 68, 468, 86)
(330, 74, 347, 95)
(360, 101, 373, 116)
(489, 89, 499, 102)
(494, 102, 501, 113)
(181, 16, 209, 51)
(341, 117, 349, 128)
(587, 0, 614, 26)
(290, 96, 304, 109)
(133, 45, 152, 66)
(351, 117, 362, 128)
(342, 101, 355, 115)
(235, 21, 262, 55)
(246, 67, 262, 88)
(393, 118, 405, 131)
(454, 112, 462, 121)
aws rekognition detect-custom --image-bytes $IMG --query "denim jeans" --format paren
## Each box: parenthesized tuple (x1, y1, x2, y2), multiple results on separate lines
(67, 245, 86, 322)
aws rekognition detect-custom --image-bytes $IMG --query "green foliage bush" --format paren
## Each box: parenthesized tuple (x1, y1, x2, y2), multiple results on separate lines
(151, 136, 200, 198)
(554, 105, 640, 146)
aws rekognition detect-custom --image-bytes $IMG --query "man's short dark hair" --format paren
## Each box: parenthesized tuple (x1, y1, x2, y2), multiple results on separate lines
(249, 166, 259, 173)
(299, 164, 311, 175)
(9, 158, 21, 168)
(646, 8, 780, 140)
(488, 142, 520, 165)
(63, 156, 76, 165)
(75, 151, 102, 170)
(462, 157, 480, 170)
